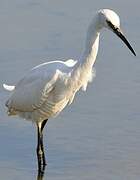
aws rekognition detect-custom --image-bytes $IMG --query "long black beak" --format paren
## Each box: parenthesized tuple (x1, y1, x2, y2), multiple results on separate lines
(106, 20, 136, 56)
(114, 28, 136, 56)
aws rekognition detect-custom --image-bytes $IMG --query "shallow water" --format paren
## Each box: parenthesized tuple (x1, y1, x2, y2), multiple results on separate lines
(0, 0, 140, 179)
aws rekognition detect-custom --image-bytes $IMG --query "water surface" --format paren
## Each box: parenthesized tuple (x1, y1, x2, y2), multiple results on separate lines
(0, 0, 140, 179)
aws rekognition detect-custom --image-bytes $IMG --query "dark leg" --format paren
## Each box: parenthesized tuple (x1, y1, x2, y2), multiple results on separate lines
(36, 119, 48, 173)
(37, 165, 46, 180)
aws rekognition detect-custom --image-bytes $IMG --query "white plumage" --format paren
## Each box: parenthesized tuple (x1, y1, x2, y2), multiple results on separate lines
(4, 58, 95, 122)
(3, 9, 136, 123)
(3, 9, 136, 170)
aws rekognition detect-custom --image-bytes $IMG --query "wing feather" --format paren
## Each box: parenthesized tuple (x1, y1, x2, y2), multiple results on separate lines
(6, 69, 60, 112)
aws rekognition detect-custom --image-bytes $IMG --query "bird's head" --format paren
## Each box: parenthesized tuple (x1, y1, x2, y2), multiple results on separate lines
(98, 9, 136, 56)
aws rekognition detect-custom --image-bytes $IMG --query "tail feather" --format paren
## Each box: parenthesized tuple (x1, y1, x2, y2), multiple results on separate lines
(3, 84, 15, 91)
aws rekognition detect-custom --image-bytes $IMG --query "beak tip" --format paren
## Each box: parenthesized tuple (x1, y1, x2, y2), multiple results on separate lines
(114, 28, 136, 57)
(132, 50, 136, 57)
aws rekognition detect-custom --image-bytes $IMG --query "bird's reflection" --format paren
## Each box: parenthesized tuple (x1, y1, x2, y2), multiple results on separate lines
(37, 165, 46, 180)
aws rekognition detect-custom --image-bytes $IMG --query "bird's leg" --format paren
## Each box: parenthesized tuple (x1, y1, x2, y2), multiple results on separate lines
(37, 165, 46, 180)
(40, 119, 48, 165)
(36, 119, 48, 172)
(37, 125, 44, 171)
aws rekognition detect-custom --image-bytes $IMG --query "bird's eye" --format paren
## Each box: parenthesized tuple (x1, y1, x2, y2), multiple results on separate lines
(106, 20, 118, 32)
(106, 20, 114, 28)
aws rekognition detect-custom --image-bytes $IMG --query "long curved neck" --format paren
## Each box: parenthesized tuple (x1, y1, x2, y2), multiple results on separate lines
(68, 14, 102, 91)
(80, 15, 101, 69)
(81, 32, 100, 69)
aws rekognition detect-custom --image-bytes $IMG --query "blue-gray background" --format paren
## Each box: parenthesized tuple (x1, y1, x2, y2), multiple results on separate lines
(0, 0, 140, 179)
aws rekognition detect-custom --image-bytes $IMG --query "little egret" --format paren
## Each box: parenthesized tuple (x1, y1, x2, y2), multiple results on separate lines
(3, 9, 136, 171)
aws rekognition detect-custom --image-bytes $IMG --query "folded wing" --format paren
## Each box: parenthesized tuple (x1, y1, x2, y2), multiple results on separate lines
(5, 69, 61, 112)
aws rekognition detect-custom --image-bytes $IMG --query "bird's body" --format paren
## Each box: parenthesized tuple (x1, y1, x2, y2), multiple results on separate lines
(5, 58, 96, 122)
(5, 25, 99, 122)
(3, 9, 136, 172)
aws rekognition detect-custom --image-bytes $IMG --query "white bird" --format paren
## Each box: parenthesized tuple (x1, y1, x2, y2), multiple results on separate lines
(3, 9, 136, 172)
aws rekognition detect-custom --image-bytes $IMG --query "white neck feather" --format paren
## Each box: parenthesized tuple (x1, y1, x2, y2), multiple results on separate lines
(70, 15, 101, 90)
(81, 15, 100, 68)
